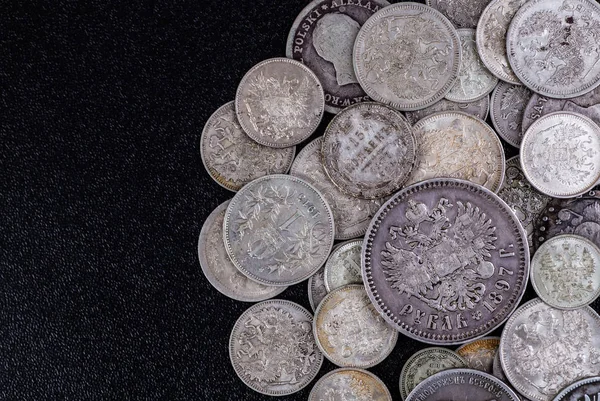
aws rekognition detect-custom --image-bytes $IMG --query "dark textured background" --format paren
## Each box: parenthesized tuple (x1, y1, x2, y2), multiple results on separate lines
(1, 1, 598, 400)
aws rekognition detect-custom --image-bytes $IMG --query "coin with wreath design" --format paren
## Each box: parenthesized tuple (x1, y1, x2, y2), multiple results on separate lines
(309, 368, 392, 401)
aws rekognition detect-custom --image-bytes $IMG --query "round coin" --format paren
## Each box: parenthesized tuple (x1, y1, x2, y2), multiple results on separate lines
(309, 368, 392, 401)
(405, 96, 489, 125)
(224, 174, 335, 286)
(308, 266, 327, 312)
(324, 239, 363, 292)
(492, 350, 507, 382)
(553, 377, 600, 401)
(455, 336, 500, 374)
(426, 0, 489, 29)
(490, 82, 532, 148)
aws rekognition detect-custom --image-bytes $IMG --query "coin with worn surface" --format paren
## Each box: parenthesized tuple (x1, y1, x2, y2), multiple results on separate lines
(314, 284, 397, 368)
(224, 174, 335, 286)
(530, 234, 600, 310)
(290, 137, 384, 239)
(235, 58, 324, 148)
(426, 0, 490, 29)
(405, 97, 489, 125)
(456, 336, 500, 374)
(400, 347, 467, 400)
(506, 0, 600, 99)
(322, 102, 416, 199)
(286, 0, 389, 114)
(229, 299, 323, 396)
(324, 239, 362, 292)
(308, 267, 327, 312)
(309, 368, 392, 401)
(553, 377, 600, 401)
(353, 2, 461, 111)
(520, 112, 600, 198)
(492, 350, 507, 382)
(500, 298, 600, 401)
(406, 112, 505, 192)
(490, 82, 532, 148)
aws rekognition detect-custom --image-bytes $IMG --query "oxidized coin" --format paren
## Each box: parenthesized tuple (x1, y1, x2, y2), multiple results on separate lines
(492, 350, 507, 382)
(520, 112, 600, 198)
(324, 239, 363, 292)
(290, 137, 384, 239)
(400, 347, 467, 400)
(322, 102, 417, 199)
(198, 201, 286, 302)
(235, 58, 324, 148)
(353, 3, 461, 111)
(506, 0, 600, 99)
(406, 112, 505, 192)
(309, 368, 392, 401)
(426, 0, 490, 29)
(499, 298, 600, 401)
(553, 377, 600, 401)
(363, 178, 529, 344)
(490, 82, 532, 148)
(530, 234, 600, 310)
(308, 266, 327, 312)
(314, 284, 398, 368)
(455, 336, 500, 374)
(224, 174, 335, 286)
(229, 299, 323, 396)
(405, 96, 489, 125)
(286, 0, 389, 114)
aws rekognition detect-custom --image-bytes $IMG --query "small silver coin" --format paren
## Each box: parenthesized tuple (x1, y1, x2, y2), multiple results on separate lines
(455, 336, 500, 374)
(552, 377, 600, 401)
(224, 174, 335, 286)
(309, 368, 392, 401)
(405, 96, 489, 125)
(490, 82, 532, 148)
(426, 0, 490, 29)
(229, 299, 323, 396)
(492, 350, 507, 382)
(313, 284, 398, 368)
(308, 267, 327, 312)
(235, 58, 324, 148)
(353, 2, 461, 111)
(324, 239, 363, 292)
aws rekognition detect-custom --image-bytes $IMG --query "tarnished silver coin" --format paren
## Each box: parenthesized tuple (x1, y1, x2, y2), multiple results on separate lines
(493, 350, 507, 382)
(405, 96, 489, 125)
(290, 137, 384, 240)
(353, 2, 461, 111)
(530, 234, 600, 310)
(363, 178, 529, 345)
(313, 284, 397, 368)
(235, 58, 324, 148)
(309, 368, 392, 401)
(224, 174, 335, 286)
(308, 267, 327, 312)
(426, 0, 490, 29)
(520, 112, 600, 198)
(286, 0, 389, 114)
(198, 201, 286, 302)
(321, 102, 417, 199)
(553, 377, 600, 401)
(456, 336, 500, 374)
(490, 82, 532, 148)
(400, 347, 467, 400)
(406, 111, 505, 192)
(229, 299, 323, 396)
(499, 298, 600, 401)
(324, 239, 362, 292)
(506, 0, 600, 99)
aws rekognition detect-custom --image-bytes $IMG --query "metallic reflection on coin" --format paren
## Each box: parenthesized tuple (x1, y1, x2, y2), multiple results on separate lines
(324, 239, 363, 292)
(490, 82, 532, 148)
(405, 96, 489, 125)
(426, 0, 489, 29)
(492, 350, 507, 382)
(308, 267, 327, 312)
(309, 368, 392, 401)
(553, 377, 600, 401)
(455, 336, 500, 374)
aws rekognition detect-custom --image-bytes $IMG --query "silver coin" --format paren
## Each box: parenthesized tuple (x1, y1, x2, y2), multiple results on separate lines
(506, 0, 600, 99)
(198, 201, 286, 302)
(455, 336, 500, 374)
(321, 102, 417, 199)
(530, 234, 600, 310)
(490, 82, 532, 148)
(520, 112, 600, 198)
(406, 111, 505, 192)
(493, 350, 507, 382)
(363, 178, 529, 345)
(224, 174, 335, 286)
(229, 299, 323, 396)
(353, 2, 461, 111)
(235, 58, 324, 148)
(405, 96, 489, 125)
(285, 0, 389, 114)
(313, 284, 398, 368)
(426, 0, 490, 29)
(400, 347, 467, 400)
(553, 377, 600, 401)
(324, 239, 363, 292)
(499, 298, 600, 401)
(309, 368, 392, 401)
(308, 266, 327, 312)
(290, 137, 385, 240)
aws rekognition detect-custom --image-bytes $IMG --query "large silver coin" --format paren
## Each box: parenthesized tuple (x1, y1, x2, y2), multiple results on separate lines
(499, 298, 600, 401)
(405, 96, 489, 125)
(490, 82, 532, 148)
(309, 368, 392, 401)
(456, 336, 500, 374)
(313, 284, 397, 368)
(286, 0, 389, 114)
(324, 239, 363, 292)
(229, 299, 323, 396)
(406, 111, 505, 192)
(322, 102, 416, 199)
(426, 0, 490, 29)
(290, 137, 384, 240)
(235, 58, 324, 148)
(353, 2, 461, 111)
(553, 377, 600, 401)
(520, 112, 600, 198)
(224, 174, 335, 286)
(506, 0, 600, 99)
(308, 266, 327, 312)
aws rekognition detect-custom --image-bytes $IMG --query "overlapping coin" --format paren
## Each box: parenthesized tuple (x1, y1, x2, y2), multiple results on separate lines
(553, 377, 600, 401)
(404, 96, 489, 125)
(309, 368, 392, 401)
(324, 239, 363, 292)
(490, 82, 532, 148)
(456, 337, 500, 374)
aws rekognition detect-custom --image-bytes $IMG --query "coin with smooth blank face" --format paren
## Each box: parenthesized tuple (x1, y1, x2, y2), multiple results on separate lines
(455, 336, 500, 374)
(324, 239, 363, 292)
(553, 377, 600, 401)
(309, 368, 392, 401)
(404, 96, 489, 125)
(490, 82, 532, 148)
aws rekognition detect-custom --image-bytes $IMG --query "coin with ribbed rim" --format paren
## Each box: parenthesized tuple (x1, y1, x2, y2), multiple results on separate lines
(405, 96, 489, 125)
(324, 239, 363, 292)
(552, 377, 600, 401)
(309, 368, 392, 401)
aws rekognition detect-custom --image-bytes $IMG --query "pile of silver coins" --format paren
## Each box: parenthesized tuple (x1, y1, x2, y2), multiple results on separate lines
(198, 0, 600, 399)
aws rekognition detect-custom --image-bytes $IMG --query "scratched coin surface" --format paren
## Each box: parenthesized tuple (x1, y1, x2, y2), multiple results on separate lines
(405, 96, 489, 125)
(324, 239, 363, 292)
(229, 299, 323, 396)
(363, 178, 529, 345)
(506, 0, 600, 99)
(308, 266, 327, 312)
(490, 82, 532, 148)
(322, 102, 417, 199)
(224, 174, 335, 286)
(455, 336, 500, 374)
(309, 368, 392, 401)
(553, 377, 600, 401)
(314, 284, 398, 368)
(426, 0, 490, 29)
(353, 2, 461, 111)
(290, 137, 384, 239)
(499, 298, 600, 401)
(286, 0, 389, 114)
(235, 58, 324, 148)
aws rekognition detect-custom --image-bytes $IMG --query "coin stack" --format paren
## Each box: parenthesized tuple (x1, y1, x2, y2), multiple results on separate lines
(198, 0, 600, 399)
